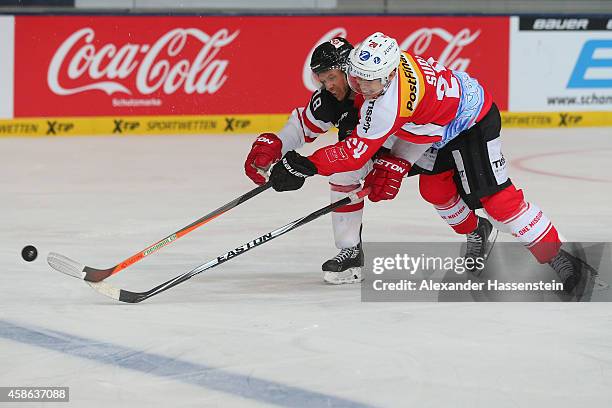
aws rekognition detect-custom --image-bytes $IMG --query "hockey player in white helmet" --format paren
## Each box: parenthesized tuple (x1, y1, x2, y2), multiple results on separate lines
(346, 34, 401, 99)
(269, 32, 587, 293)
(244, 37, 395, 285)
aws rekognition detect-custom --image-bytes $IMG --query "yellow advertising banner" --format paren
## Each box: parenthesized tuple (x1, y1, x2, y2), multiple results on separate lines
(0, 111, 611, 138)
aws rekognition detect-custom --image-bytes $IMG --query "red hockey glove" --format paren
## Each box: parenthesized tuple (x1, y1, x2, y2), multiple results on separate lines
(244, 133, 283, 185)
(364, 154, 411, 202)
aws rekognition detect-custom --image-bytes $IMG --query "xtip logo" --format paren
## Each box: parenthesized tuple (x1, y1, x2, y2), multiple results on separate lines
(113, 119, 140, 134)
(46, 120, 74, 135)
(568, 40, 612, 88)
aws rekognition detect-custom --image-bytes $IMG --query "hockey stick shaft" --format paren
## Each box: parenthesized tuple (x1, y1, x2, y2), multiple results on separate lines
(48, 182, 272, 282)
(110, 182, 272, 274)
(88, 187, 370, 303)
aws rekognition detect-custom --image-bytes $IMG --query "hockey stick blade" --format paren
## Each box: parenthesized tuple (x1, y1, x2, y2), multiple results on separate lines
(47, 252, 86, 279)
(87, 188, 370, 303)
(47, 252, 105, 280)
(48, 182, 272, 282)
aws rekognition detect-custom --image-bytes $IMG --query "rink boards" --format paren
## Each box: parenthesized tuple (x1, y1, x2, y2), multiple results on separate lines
(1, 111, 612, 138)
(0, 14, 611, 135)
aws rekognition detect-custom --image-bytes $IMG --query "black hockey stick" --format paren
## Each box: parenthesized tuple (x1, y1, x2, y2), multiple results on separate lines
(47, 182, 272, 282)
(87, 187, 370, 303)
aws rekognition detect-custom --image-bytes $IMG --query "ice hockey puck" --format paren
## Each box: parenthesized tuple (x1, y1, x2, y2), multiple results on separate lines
(22, 245, 38, 262)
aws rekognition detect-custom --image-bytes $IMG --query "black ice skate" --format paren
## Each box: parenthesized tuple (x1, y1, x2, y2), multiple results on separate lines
(548, 248, 585, 294)
(464, 216, 498, 276)
(322, 244, 364, 284)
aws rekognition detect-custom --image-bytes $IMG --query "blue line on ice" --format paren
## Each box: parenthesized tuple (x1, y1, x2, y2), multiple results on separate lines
(0, 320, 375, 408)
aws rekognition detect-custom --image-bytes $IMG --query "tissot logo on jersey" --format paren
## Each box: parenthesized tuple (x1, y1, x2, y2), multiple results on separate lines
(362, 100, 375, 133)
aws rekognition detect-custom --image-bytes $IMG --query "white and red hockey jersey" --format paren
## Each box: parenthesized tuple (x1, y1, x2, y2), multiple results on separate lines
(308, 51, 493, 175)
(276, 88, 359, 155)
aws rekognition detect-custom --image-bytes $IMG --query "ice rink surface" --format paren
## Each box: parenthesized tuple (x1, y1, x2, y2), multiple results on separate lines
(1, 129, 612, 407)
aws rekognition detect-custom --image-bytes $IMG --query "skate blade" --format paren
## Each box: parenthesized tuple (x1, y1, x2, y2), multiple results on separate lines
(573, 254, 609, 301)
(468, 228, 499, 277)
(323, 268, 363, 285)
(484, 228, 499, 261)
(559, 247, 609, 301)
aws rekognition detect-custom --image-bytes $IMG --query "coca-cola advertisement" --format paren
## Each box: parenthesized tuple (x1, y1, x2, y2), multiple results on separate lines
(14, 15, 508, 117)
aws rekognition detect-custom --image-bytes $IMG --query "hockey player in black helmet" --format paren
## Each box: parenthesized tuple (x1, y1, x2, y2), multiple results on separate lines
(308, 37, 358, 140)
(244, 37, 394, 284)
(310, 37, 353, 73)
(308, 38, 365, 281)
(309, 37, 353, 101)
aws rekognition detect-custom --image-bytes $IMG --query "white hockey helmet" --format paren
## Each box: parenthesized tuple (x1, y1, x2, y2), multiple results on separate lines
(347, 32, 401, 97)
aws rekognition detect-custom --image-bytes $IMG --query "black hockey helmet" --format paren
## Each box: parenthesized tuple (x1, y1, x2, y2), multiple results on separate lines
(310, 37, 353, 74)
